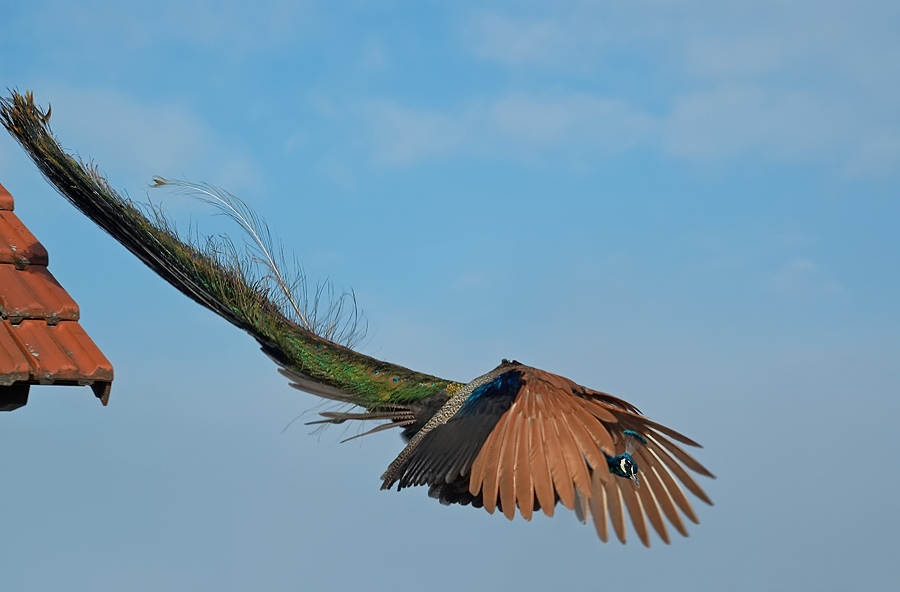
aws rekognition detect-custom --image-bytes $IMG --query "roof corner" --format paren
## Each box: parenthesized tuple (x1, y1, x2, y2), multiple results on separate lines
(0, 180, 113, 411)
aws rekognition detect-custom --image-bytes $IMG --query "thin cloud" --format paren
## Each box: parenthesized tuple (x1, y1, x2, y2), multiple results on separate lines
(39, 86, 261, 193)
(359, 38, 390, 72)
(26, 0, 314, 54)
(460, 2, 900, 177)
(488, 94, 656, 152)
(364, 84, 896, 176)
(363, 93, 656, 167)
(367, 102, 471, 166)
(466, 12, 574, 68)
(665, 86, 859, 162)
(767, 257, 843, 299)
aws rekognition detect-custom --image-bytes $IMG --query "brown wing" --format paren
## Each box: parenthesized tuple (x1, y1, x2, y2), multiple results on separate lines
(466, 365, 714, 546)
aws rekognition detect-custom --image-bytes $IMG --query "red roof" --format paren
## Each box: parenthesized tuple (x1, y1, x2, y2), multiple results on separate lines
(0, 180, 113, 411)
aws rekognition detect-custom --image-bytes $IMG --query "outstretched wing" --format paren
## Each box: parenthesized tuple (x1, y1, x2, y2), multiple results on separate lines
(382, 363, 714, 546)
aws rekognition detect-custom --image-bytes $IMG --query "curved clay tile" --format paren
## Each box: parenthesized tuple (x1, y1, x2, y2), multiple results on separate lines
(0, 180, 112, 411)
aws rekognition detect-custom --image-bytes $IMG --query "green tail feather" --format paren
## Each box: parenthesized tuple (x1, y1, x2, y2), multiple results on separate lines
(1, 90, 460, 411)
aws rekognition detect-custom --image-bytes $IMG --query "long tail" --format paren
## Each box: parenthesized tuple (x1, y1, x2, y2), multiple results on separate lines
(1, 90, 459, 416)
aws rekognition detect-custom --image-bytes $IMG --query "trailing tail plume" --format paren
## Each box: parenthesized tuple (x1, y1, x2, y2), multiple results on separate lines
(2, 91, 713, 545)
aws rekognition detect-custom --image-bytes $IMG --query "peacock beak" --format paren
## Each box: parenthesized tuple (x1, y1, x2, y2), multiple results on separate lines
(631, 473, 641, 488)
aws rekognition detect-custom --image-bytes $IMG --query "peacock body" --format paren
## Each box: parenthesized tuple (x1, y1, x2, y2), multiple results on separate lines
(1, 91, 713, 546)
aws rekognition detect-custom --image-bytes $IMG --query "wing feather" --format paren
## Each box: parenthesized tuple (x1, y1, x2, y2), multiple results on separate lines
(640, 416, 705, 448)
(558, 402, 607, 473)
(619, 479, 649, 547)
(530, 387, 557, 517)
(550, 410, 592, 499)
(645, 430, 716, 479)
(478, 410, 513, 515)
(643, 445, 698, 527)
(559, 396, 613, 468)
(515, 412, 535, 520)
(637, 482, 670, 544)
(498, 412, 521, 520)
(539, 400, 576, 510)
(543, 386, 592, 498)
(636, 447, 687, 543)
(632, 448, 677, 541)
(603, 476, 627, 543)
(589, 469, 610, 542)
(577, 396, 620, 424)
(642, 439, 702, 523)
(644, 434, 712, 507)
(468, 425, 495, 495)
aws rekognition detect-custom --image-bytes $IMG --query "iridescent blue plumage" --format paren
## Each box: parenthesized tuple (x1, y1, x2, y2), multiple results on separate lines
(605, 430, 647, 486)
(623, 429, 648, 446)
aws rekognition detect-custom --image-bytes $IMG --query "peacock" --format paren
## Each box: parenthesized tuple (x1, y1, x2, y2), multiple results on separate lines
(1, 91, 713, 546)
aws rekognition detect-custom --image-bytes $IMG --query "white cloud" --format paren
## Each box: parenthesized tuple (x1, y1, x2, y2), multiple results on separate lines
(363, 83, 898, 176)
(367, 102, 471, 167)
(767, 257, 843, 299)
(363, 83, 899, 175)
(466, 12, 574, 68)
(37, 86, 261, 193)
(488, 94, 655, 152)
(461, 2, 900, 177)
(359, 38, 389, 72)
(363, 93, 656, 167)
(663, 85, 900, 177)
(846, 132, 900, 178)
(684, 35, 791, 79)
(680, 1, 900, 91)
(28, 0, 314, 54)
(463, 5, 666, 72)
(665, 86, 859, 162)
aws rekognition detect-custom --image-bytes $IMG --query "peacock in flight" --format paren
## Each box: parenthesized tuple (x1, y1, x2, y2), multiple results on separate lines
(2, 91, 713, 546)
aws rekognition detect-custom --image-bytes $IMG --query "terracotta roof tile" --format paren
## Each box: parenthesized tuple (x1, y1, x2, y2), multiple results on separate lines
(0, 181, 13, 210)
(9, 320, 113, 382)
(0, 180, 113, 410)
(0, 323, 31, 384)
(0, 208, 50, 268)
(0, 265, 79, 324)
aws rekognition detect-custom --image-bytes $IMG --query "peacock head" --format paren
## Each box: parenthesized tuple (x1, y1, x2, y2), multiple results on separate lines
(608, 452, 641, 488)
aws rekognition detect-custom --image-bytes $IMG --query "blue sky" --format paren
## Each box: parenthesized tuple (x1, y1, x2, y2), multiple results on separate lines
(2, 1, 899, 590)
